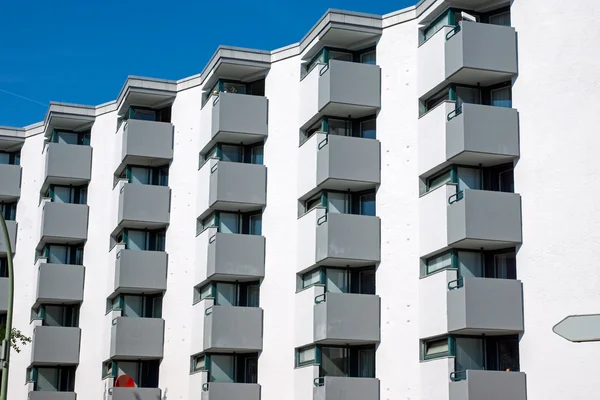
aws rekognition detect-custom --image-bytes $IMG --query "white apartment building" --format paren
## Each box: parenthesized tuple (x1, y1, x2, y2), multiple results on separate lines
(0, 0, 599, 399)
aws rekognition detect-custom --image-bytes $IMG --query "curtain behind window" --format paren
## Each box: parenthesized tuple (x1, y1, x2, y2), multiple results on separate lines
(358, 349, 376, 378)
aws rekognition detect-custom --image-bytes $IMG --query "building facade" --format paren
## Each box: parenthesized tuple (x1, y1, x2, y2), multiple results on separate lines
(1, 0, 599, 399)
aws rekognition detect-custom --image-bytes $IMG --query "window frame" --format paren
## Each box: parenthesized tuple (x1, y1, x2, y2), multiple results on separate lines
(422, 337, 455, 361)
(51, 129, 90, 146)
(194, 280, 260, 307)
(0, 150, 20, 165)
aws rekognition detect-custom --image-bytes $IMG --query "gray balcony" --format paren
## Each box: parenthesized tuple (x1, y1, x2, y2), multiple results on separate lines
(316, 213, 380, 266)
(203, 92, 268, 152)
(201, 382, 260, 400)
(449, 370, 527, 400)
(314, 293, 380, 345)
(447, 104, 519, 164)
(30, 326, 81, 365)
(110, 317, 165, 360)
(111, 388, 162, 400)
(448, 190, 522, 250)
(448, 277, 524, 335)
(203, 306, 263, 352)
(0, 278, 7, 312)
(0, 220, 16, 255)
(207, 161, 266, 214)
(445, 21, 517, 87)
(318, 60, 381, 120)
(117, 119, 174, 175)
(114, 250, 167, 294)
(313, 134, 380, 196)
(43, 143, 92, 191)
(117, 183, 170, 231)
(40, 203, 89, 244)
(35, 263, 85, 307)
(314, 377, 380, 400)
(0, 164, 21, 201)
(29, 393, 77, 400)
(206, 232, 265, 281)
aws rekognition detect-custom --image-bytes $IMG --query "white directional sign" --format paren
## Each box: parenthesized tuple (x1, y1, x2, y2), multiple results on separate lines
(553, 314, 600, 342)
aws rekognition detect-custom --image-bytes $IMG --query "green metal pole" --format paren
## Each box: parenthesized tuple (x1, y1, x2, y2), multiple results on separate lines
(0, 212, 14, 400)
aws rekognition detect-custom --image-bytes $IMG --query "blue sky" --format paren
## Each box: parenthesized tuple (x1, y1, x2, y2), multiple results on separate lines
(0, 0, 414, 127)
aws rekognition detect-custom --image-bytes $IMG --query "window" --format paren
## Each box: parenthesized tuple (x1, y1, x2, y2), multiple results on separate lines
(196, 281, 260, 307)
(425, 165, 483, 193)
(109, 360, 160, 388)
(203, 143, 265, 165)
(301, 119, 324, 145)
(423, 338, 453, 360)
(198, 353, 258, 383)
(221, 145, 243, 163)
(484, 163, 514, 193)
(130, 108, 157, 121)
(420, 9, 463, 44)
(126, 106, 171, 123)
(301, 269, 322, 289)
(328, 119, 351, 136)
(119, 229, 166, 251)
(0, 203, 16, 220)
(297, 346, 317, 366)
(125, 165, 169, 186)
(358, 193, 376, 216)
(204, 78, 264, 105)
(0, 258, 7, 278)
(426, 248, 517, 279)
(360, 50, 376, 65)
(249, 214, 262, 236)
(299, 266, 376, 294)
(304, 195, 323, 214)
(191, 355, 206, 372)
(486, 249, 517, 280)
(223, 82, 247, 94)
(360, 119, 376, 139)
(450, 335, 520, 373)
(422, 83, 514, 117)
(201, 212, 263, 235)
(44, 245, 83, 265)
(111, 294, 163, 318)
(249, 145, 264, 165)
(29, 367, 75, 392)
(51, 130, 90, 146)
(297, 345, 376, 377)
(194, 284, 214, 304)
(48, 185, 87, 205)
(427, 170, 452, 192)
(303, 190, 376, 216)
(0, 151, 20, 165)
(38, 305, 79, 327)
(423, 88, 451, 115)
(426, 252, 452, 275)
(491, 86, 512, 108)
(488, 11, 511, 26)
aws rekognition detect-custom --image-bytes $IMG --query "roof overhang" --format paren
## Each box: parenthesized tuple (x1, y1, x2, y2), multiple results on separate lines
(0, 127, 25, 151)
(419, 0, 510, 25)
(116, 77, 178, 117)
(300, 10, 383, 61)
(200, 47, 271, 91)
(43, 103, 96, 140)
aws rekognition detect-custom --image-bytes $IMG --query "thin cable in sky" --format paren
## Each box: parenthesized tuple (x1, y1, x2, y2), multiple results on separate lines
(0, 88, 47, 107)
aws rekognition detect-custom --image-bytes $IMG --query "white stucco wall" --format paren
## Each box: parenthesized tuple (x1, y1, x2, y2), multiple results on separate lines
(512, 0, 600, 398)
(161, 84, 203, 400)
(376, 17, 421, 400)
(261, 53, 301, 400)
